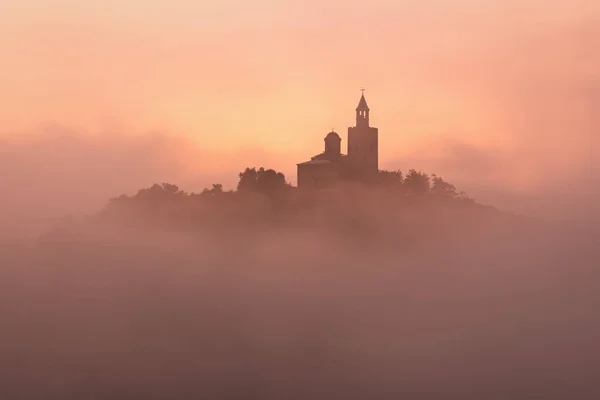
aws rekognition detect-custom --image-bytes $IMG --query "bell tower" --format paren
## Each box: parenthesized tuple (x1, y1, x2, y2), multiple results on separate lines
(347, 89, 378, 178)
(356, 90, 370, 128)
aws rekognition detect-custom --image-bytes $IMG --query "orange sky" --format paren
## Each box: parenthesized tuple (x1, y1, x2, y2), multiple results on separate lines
(1, 0, 599, 219)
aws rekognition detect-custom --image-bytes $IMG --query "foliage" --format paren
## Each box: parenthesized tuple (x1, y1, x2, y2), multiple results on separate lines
(431, 174, 458, 197)
(108, 183, 187, 207)
(237, 167, 290, 194)
(200, 183, 225, 197)
(377, 169, 404, 187)
(403, 169, 431, 195)
(101, 165, 471, 231)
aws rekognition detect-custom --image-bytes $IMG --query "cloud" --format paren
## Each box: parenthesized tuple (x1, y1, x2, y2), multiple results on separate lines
(0, 126, 295, 230)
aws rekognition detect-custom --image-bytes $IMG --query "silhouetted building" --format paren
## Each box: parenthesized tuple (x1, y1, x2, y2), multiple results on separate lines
(297, 92, 379, 188)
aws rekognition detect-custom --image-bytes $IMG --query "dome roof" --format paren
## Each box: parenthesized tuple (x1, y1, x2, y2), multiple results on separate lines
(325, 131, 341, 140)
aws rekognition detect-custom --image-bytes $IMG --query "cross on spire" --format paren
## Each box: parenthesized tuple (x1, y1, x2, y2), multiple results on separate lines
(356, 90, 369, 111)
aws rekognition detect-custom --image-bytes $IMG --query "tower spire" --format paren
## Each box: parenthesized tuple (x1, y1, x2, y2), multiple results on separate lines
(356, 89, 370, 127)
(357, 89, 369, 111)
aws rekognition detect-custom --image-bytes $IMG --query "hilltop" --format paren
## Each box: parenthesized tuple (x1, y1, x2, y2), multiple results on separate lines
(8, 166, 600, 400)
(37, 166, 551, 254)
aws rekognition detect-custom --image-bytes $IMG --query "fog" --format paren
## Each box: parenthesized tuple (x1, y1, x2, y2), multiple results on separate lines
(1, 1, 599, 226)
(0, 128, 288, 238)
(1, 126, 599, 235)
(2, 122, 599, 398)
(1, 186, 600, 398)
(2, 1, 600, 397)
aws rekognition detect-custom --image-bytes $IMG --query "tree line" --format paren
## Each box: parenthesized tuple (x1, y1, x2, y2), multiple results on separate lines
(107, 167, 466, 207)
(83, 165, 480, 233)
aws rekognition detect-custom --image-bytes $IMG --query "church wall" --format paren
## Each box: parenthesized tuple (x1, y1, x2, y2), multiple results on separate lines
(347, 126, 378, 177)
(297, 163, 340, 189)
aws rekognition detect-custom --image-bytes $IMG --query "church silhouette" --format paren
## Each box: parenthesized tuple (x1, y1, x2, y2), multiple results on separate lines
(297, 92, 379, 189)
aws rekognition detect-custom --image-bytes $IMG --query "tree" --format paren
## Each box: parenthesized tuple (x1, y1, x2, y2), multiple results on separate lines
(377, 169, 404, 187)
(237, 168, 258, 192)
(134, 183, 187, 203)
(201, 183, 224, 197)
(237, 167, 289, 194)
(403, 169, 430, 195)
(431, 174, 457, 197)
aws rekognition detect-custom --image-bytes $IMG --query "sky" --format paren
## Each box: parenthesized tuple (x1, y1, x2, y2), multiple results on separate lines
(0, 0, 599, 221)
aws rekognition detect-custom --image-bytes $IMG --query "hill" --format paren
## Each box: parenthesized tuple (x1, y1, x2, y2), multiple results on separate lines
(3, 167, 600, 398)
